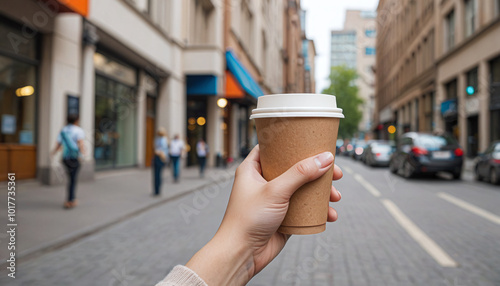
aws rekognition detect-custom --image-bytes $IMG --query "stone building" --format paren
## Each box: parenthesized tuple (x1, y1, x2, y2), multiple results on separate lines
(375, 0, 500, 156)
(331, 10, 377, 139)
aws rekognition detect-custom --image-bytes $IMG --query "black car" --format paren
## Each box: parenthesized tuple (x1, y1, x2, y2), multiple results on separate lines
(474, 141, 500, 185)
(364, 140, 395, 167)
(389, 132, 463, 179)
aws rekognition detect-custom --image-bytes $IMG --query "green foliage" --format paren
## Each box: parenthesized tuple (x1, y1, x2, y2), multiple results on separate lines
(322, 65, 363, 139)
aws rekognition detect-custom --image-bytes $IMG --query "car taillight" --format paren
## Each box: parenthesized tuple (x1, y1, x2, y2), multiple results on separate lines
(491, 159, 500, 164)
(376, 153, 381, 157)
(411, 147, 428, 156)
(454, 148, 463, 157)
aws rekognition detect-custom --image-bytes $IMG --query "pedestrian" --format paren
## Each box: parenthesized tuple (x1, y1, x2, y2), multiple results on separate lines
(51, 114, 85, 209)
(155, 145, 343, 285)
(152, 127, 168, 196)
(196, 138, 209, 178)
(169, 134, 185, 183)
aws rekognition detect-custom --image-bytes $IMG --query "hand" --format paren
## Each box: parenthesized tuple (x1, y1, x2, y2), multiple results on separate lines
(186, 145, 343, 285)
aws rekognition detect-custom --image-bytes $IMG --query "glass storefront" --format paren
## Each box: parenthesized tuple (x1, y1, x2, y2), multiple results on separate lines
(0, 55, 37, 145)
(186, 97, 208, 166)
(94, 52, 138, 170)
(0, 18, 38, 180)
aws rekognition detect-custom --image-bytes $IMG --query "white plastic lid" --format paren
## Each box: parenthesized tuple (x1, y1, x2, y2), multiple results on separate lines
(250, 94, 344, 119)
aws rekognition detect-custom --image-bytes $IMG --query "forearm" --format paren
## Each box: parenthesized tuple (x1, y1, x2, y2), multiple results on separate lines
(186, 230, 254, 285)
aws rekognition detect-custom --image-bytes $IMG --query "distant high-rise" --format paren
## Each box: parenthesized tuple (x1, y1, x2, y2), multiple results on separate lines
(330, 10, 377, 138)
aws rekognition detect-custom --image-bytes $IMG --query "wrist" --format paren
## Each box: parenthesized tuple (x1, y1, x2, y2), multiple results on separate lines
(186, 230, 254, 285)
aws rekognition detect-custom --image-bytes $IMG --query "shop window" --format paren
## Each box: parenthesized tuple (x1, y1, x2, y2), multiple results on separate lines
(0, 55, 37, 145)
(464, 0, 477, 38)
(94, 52, 138, 170)
(466, 67, 478, 96)
(445, 9, 455, 51)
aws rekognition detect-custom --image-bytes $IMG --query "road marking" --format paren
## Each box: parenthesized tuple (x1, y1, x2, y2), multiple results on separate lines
(353, 174, 381, 197)
(343, 166, 353, 174)
(437, 192, 500, 225)
(381, 199, 458, 267)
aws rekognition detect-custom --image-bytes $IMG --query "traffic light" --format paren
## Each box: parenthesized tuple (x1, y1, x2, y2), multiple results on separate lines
(466, 86, 475, 95)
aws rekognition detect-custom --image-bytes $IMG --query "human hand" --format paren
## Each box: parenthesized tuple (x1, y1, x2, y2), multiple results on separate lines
(186, 145, 343, 285)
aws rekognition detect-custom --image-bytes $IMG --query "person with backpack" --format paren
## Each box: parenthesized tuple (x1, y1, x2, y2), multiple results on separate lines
(51, 115, 86, 209)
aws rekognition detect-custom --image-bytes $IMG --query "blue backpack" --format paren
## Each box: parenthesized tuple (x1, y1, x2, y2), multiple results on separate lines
(60, 131, 80, 159)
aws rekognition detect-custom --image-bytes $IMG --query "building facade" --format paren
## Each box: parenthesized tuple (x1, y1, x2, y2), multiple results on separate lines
(0, 0, 315, 183)
(331, 10, 377, 138)
(375, 0, 500, 157)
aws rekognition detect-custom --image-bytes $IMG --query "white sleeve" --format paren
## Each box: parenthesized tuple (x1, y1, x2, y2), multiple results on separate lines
(155, 265, 207, 286)
(76, 127, 85, 141)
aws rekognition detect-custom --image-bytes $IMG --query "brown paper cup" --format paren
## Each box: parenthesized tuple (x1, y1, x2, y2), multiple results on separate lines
(255, 117, 340, 235)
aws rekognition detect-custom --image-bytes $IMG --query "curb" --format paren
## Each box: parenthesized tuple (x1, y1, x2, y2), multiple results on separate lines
(1, 174, 235, 268)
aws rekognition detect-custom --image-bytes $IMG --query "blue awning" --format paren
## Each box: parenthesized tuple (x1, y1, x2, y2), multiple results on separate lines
(225, 50, 264, 98)
(186, 75, 217, 96)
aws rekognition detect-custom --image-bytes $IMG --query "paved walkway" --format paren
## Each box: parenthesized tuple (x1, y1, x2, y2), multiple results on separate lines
(0, 164, 238, 262)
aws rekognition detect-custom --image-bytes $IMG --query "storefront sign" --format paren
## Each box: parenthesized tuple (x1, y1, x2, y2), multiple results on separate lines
(1, 115, 16, 135)
(465, 96, 479, 115)
(441, 98, 458, 119)
(67, 95, 80, 117)
(38, 0, 88, 17)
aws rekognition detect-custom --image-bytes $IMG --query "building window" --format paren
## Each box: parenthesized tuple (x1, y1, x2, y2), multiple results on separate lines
(365, 29, 376, 37)
(464, 0, 477, 37)
(466, 67, 478, 96)
(127, 0, 151, 14)
(446, 79, 458, 99)
(445, 9, 455, 51)
(189, 0, 215, 45)
(365, 47, 376, 55)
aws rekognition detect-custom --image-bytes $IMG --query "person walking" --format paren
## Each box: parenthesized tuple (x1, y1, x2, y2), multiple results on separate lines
(196, 138, 209, 178)
(169, 134, 185, 183)
(152, 127, 168, 196)
(51, 115, 85, 209)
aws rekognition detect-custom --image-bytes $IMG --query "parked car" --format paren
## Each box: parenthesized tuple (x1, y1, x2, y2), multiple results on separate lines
(364, 141, 395, 167)
(351, 140, 367, 161)
(474, 141, 500, 185)
(389, 132, 463, 179)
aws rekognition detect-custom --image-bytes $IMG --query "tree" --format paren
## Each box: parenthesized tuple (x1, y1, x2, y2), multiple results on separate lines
(322, 65, 363, 139)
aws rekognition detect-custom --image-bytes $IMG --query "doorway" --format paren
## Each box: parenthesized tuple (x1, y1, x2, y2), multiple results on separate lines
(145, 94, 156, 167)
(467, 115, 478, 157)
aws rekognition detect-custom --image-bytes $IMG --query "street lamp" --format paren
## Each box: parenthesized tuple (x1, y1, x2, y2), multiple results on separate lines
(217, 98, 228, 108)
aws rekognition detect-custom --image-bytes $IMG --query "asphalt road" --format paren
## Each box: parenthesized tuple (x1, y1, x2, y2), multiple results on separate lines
(1, 156, 500, 286)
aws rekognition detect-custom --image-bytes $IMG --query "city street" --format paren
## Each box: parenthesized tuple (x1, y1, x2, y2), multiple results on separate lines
(1, 157, 499, 286)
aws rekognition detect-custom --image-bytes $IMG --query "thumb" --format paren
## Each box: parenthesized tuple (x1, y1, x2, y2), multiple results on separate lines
(268, 152, 334, 199)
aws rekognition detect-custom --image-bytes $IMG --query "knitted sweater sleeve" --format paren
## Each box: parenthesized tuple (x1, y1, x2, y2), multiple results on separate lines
(155, 265, 208, 286)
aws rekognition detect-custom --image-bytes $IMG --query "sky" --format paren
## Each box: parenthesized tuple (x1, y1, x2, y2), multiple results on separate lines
(301, 0, 379, 92)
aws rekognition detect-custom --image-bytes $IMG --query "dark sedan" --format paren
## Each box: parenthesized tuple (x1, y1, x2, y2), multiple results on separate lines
(475, 141, 500, 185)
(389, 132, 463, 179)
(364, 141, 395, 167)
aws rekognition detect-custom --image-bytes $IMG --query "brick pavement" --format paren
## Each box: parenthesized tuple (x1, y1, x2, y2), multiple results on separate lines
(1, 157, 499, 285)
(0, 163, 238, 263)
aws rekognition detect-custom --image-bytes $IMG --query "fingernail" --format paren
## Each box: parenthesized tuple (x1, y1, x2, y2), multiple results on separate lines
(338, 190, 342, 198)
(314, 152, 334, 168)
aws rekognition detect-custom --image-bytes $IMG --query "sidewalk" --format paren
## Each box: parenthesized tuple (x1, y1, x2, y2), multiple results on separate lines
(0, 164, 237, 263)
